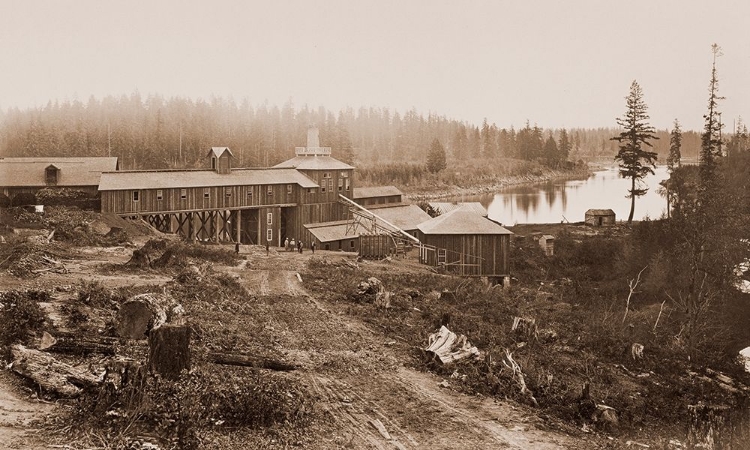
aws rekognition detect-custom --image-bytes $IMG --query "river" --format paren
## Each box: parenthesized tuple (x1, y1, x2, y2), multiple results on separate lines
(463, 166, 671, 225)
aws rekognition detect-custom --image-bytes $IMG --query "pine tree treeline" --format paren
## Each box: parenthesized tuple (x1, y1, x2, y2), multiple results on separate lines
(0, 92, 703, 172)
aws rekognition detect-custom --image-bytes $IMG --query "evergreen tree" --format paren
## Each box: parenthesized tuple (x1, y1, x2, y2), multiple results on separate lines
(699, 44, 724, 199)
(612, 80, 659, 224)
(664, 119, 683, 218)
(543, 134, 558, 167)
(558, 128, 571, 163)
(426, 137, 447, 173)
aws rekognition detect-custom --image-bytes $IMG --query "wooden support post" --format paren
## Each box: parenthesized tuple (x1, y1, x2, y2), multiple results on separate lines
(213, 210, 219, 242)
(235, 209, 241, 243)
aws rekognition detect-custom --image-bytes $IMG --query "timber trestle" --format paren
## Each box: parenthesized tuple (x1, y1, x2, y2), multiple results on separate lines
(135, 208, 251, 244)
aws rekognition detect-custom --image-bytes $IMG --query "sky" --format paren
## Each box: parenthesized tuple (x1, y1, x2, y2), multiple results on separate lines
(0, 0, 748, 131)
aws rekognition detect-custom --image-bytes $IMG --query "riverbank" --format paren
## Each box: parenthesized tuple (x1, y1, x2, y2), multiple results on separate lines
(401, 165, 592, 201)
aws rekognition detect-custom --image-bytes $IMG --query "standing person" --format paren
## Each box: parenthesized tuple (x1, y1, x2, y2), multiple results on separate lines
(235, 241, 240, 254)
(311, 241, 316, 254)
(290, 238, 296, 253)
(298, 240, 303, 254)
(284, 237, 289, 252)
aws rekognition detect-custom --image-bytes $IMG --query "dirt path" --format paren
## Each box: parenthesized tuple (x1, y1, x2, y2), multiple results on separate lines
(219, 250, 593, 449)
(0, 372, 54, 450)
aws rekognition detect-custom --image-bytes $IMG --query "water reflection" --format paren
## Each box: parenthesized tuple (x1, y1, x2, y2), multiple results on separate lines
(462, 166, 670, 225)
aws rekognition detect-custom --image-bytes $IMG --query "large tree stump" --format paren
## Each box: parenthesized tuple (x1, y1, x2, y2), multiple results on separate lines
(116, 293, 170, 340)
(10, 345, 102, 398)
(686, 403, 750, 449)
(148, 324, 190, 380)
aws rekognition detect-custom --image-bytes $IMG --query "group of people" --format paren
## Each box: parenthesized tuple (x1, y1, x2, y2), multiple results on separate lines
(284, 237, 315, 254)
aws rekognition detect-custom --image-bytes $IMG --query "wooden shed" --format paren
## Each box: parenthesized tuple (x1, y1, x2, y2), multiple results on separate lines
(585, 209, 616, 226)
(417, 207, 512, 280)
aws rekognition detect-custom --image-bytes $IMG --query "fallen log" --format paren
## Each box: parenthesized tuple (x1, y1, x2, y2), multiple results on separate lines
(210, 353, 297, 371)
(10, 345, 102, 398)
(424, 325, 481, 365)
(116, 293, 170, 340)
(38, 331, 117, 356)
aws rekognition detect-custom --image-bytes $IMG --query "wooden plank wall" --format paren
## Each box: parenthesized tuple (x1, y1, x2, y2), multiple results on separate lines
(101, 183, 298, 215)
(418, 233, 510, 277)
(359, 234, 393, 259)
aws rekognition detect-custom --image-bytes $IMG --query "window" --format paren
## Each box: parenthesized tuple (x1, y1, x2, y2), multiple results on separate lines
(267, 186, 273, 196)
(132, 191, 139, 202)
(338, 178, 343, 191)
(267, 212, 273, 225)
(287, 184, 292, 194)
(323, 172, 331, 178)
(340, 171, 348, 178)
(308, 188, 317, 194)
(321, 183, 326, 193)
(328, 180, 334, 191)
(181, 189, 187, 200)
(247, 189, 253, 199)
(45, 166, 58, 185)
(350, 240, 355, 249)
(204, 188, 210, 199)
(156, 190, 163, 201)
(211, 157, 217, 170)
(345, 178, 350, 191)
(225, 187, 232, 198)
(266, 229, 273, 242)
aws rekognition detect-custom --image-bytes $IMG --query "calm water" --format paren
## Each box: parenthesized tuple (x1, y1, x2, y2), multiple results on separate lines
(467, 166, 670, 225)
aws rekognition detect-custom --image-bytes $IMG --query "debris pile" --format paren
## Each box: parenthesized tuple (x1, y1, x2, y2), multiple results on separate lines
(424, 325, 481, 365)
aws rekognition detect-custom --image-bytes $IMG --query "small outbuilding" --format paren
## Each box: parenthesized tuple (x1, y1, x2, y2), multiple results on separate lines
(417, 206, 512, 280)
(538, 235, 555, 256)
(585, 209, 616, 227)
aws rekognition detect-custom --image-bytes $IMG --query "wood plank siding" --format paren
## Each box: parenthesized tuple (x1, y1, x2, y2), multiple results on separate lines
(418, 232, 510, 277)
(101, 183, 300, 215)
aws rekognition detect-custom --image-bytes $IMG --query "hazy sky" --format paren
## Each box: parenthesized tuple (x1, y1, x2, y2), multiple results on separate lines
(1, 0, 748, 131)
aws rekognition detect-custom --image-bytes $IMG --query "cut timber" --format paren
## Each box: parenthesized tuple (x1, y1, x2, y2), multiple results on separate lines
(116, 293, 170, 340)
(148, 324, 191, 380)
(210, 353, 297, 371)
(424, 325, 481, 365)
(10, 345, 102, 398)
(686, 403, 750, 449)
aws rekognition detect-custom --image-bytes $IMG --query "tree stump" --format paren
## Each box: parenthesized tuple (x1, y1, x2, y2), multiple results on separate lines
(686, 402, 750, 449)
(148, 324, 190, 380)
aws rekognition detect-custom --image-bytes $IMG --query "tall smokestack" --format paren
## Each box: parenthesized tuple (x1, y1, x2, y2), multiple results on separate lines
(307, 127, 320, 148)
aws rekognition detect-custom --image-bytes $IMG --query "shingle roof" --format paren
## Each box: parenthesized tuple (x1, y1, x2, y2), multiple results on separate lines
(304, 220, 357, 243)
(364, 204, 431, 231)
(418, 206, 512, 235)
(585, 209, 616, 216)
(274, 155, 354, 170)
(353, 186, 402, 199)
(207, 147, 233, 158)
(98, 168, 318, 191)
(0, 157, 119, 187)
(429, 201, 487, 217)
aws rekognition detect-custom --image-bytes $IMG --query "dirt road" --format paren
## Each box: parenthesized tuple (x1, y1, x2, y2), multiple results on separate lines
(0, 371, 54, 450)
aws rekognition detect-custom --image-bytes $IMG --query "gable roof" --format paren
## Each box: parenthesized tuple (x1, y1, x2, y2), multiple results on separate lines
(274, 155, 354, 171)
(418, 206, 512, 235)
(353, 186, 402, 199)
(429, 201, 487, 217)
(365, 204, 431, 231)
(98, 167, 317, 191)
(0, 157, 119, 187)
(585, 209, 616, 216)
(207, 147, 233, 159)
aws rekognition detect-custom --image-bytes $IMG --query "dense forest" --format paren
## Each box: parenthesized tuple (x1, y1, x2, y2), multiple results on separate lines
(0, 93, 704, 174)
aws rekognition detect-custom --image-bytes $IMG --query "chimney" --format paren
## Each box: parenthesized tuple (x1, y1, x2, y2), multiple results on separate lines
(307, 127, 320, 148)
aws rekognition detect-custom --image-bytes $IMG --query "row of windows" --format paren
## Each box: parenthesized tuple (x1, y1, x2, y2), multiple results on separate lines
(320, 178, 350, 193)
(133, 185, 299, 202)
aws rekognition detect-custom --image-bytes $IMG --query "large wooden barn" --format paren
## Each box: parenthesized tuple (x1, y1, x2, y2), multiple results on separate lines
(98, 128, 353, 246)
(417, 206, 512, 281)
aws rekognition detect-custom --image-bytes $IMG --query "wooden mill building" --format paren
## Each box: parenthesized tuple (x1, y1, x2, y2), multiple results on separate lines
(585, 208, 616, 226)
(99, 128, 353, 246)
(417, 206, 512, 282)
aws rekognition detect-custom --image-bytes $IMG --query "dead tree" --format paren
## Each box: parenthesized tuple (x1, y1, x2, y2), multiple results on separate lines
(10, 345, 102, 398)
(623, 266, 647, 324)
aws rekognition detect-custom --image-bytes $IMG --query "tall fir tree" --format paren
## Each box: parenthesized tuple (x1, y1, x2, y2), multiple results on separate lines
(426, 137, 447, 173)
(612, 80, 659, 224)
